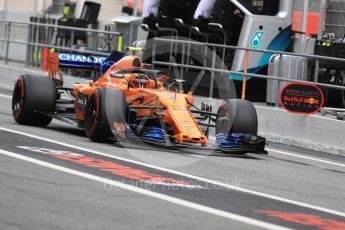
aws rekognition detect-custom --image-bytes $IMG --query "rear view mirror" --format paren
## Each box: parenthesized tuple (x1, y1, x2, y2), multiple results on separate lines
(174, 79, 185, 84)
(157, 75, 170, 81)
(110, 73, 124, 78)
(168, 79, 185, 92)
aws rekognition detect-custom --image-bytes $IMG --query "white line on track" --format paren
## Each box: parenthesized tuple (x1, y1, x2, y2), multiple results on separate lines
(208, 136, 345, 169)
(1, 126, 345, 218)
(0, 93, 12, 99)
(266, 147, 345, 168)
(0, 148, 290, 230)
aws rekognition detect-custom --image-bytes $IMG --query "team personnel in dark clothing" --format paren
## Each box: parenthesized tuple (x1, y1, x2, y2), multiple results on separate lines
(142, 0, 160, 28)
(142, 0, 201, 62)
(192, 0, 216, 32)
(158, 0, 200, 25)
(157, 0, 200, 38)
(211, 0, 244, 33)
(142, 0, 245, 63)
(142, 0, 161, 63)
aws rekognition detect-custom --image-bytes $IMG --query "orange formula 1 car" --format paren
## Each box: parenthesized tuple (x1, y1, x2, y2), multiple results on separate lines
(12, 51, 266, 154)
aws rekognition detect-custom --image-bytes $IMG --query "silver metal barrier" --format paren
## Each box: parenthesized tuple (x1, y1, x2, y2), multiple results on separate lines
(0, 19, 123, 66)
(152, 37, 345, 105)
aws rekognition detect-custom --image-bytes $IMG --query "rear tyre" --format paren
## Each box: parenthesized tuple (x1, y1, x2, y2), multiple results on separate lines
(84, 88, 127, 142)
(12, 75, 56, 126)
(216, 99, 258, 135)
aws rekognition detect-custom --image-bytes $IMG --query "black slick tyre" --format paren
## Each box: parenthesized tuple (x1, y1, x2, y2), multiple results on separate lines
(84, 88, 127, 142)
(12, 74, 56, 126)
(216, 99, 258, 135)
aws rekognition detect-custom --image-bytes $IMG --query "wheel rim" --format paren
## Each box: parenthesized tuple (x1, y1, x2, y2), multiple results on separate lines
(12, 80, 23, 117)
(85, 97, 97, 130)
(215, 103, 230, 134)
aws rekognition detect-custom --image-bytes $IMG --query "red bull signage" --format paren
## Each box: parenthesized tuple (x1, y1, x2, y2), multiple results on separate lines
(280, 82, 324, 115)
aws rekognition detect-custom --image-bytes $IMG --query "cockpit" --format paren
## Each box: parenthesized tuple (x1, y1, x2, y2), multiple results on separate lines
(110, 69, 169, 89)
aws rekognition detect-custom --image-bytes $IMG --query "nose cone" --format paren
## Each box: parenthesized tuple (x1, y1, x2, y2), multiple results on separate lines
(173, 134, 208, 146)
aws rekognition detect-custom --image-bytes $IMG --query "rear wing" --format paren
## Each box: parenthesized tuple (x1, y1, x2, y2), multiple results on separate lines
(48, 51, 128, 82)
(58, 53, 107, 69)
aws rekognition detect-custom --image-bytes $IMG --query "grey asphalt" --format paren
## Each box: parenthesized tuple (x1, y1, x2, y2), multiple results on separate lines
(0, 154, 251, 230)
(1, 88, 345, 229)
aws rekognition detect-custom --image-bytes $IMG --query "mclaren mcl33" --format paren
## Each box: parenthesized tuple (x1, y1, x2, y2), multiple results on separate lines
(12, 51, 267, 154)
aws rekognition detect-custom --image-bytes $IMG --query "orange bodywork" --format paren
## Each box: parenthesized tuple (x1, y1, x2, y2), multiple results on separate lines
(48, 52, 64, 82)
(52, 54, 207, 146)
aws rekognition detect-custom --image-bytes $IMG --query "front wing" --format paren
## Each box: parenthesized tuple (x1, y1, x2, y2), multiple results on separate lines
(114, 125, 267, 155)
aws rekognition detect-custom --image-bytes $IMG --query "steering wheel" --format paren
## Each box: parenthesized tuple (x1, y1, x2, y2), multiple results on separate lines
(124, 70, 164, 89)
(122, 73, 150, 88)
(133, 74, 150, 88)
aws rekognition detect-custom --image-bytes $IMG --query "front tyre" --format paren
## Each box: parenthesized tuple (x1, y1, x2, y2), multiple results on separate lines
(84, 88, 127, 142)
(216, 99, 258, 136)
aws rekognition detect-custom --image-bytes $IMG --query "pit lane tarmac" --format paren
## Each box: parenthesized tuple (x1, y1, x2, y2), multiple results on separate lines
(1, 128, 345, 230)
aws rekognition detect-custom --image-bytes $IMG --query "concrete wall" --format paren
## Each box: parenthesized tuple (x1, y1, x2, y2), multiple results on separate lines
(0, 11, 31, 61)
(7, 0, 36, 13)
(257, 105, 345, 155)
(0, 0, 50, 14)
(76, 0, 125, 21)
(1, 0, 125, 21)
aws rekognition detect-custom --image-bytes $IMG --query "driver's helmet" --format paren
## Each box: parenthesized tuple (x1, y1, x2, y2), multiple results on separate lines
(125, 74, 156, 88)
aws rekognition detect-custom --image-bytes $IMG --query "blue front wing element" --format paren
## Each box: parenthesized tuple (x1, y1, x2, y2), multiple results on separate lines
(125, 126, 265, 153)
(126, 125, 166, 143)
(142, 127, 166, 143)
(216, 133, 247, 148)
